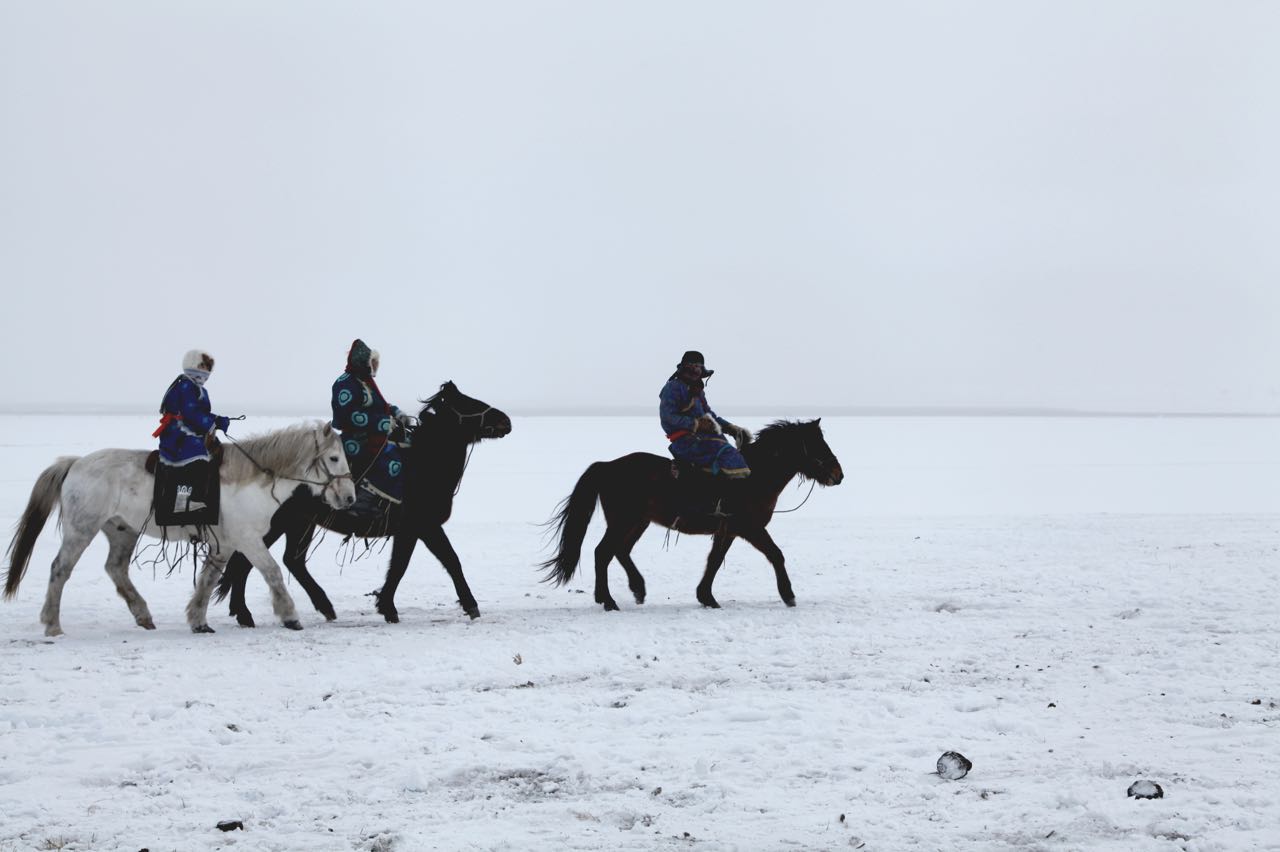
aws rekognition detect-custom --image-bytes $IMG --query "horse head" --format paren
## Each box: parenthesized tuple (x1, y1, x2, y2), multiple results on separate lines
(750, 419, 844, 487)
(416, 381, 512, 442)
(312, 422, 359, 508)
(798, 419, 843, 486)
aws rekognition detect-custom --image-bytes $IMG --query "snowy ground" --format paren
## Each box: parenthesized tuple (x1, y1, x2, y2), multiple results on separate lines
(1, 414, 1278, 851)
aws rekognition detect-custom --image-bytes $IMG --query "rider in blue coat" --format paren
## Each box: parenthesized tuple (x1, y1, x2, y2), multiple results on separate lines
(152, 349, 231, 525)
(155, 349, 231, 466)
(332, 338, 412, 506)
(660, 350, 753, 479)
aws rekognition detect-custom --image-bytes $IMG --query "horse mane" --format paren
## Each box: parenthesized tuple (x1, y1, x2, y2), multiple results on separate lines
(220, 422, 322, 483)
(743, 420, 819, 469)
(752, 419, 813, 447)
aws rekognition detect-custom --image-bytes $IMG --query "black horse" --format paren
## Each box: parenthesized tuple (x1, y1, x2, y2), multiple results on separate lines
(215, 382, 511, 625)
(540, 419, 843, 610)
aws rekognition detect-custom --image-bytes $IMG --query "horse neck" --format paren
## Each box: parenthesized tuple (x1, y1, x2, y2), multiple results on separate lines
(744, 442, 804, 498)
(411, 419, 471, 495)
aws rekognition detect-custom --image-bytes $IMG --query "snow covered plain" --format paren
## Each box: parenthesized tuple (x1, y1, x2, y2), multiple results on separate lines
(1, 413, 1277, 851)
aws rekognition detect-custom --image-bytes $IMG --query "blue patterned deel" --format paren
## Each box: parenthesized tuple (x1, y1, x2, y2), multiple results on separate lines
(330, 370, 406, 502)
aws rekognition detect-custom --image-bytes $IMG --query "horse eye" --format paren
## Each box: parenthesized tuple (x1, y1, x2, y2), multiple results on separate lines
(329, 455, 339, 463)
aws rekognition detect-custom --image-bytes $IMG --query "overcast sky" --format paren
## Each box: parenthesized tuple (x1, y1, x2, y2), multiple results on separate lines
(2, 1, 1277, 416)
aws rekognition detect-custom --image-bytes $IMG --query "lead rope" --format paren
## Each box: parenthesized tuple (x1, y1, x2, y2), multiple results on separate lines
(453, 442, 477, 497)
(772, 480, 817, 514)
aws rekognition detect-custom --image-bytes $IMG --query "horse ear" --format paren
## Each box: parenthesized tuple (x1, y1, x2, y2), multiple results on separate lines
(322, 422, 333, 436)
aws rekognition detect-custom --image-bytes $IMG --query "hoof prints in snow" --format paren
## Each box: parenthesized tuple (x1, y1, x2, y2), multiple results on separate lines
(445, 768, 575, 801)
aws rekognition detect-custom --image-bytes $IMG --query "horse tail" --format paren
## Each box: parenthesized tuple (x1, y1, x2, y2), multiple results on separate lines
(212, 562, 235, 604)
(538, 461, 607, 586)
(4, 456, 77, 599)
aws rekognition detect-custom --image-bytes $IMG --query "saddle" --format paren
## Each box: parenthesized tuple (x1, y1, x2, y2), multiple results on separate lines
(148, 438, 225, 527)
(669, 461, 737, 519)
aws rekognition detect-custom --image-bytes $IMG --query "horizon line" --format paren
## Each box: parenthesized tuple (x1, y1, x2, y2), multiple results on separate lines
(1, 404, 1277, 419)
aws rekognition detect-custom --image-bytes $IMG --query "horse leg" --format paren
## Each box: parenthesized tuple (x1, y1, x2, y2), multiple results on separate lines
(593, 528, 625, 612)
(225, 512, 291, 627)
(224, 552, 257, 627)
(419, 524, 479, 619)
(376, 531, 418, 624)
(281, 524, 336, 621)
(186, 553, 229, 633)
(199, 543, 301, 631)
(251, 545, 305, 630)
(695, 526, 737, 609)
(39, 530, 94, 637)
(739, 526, 795, 606)
(101, 524, 154, 630)
(614, 523, 649, 605)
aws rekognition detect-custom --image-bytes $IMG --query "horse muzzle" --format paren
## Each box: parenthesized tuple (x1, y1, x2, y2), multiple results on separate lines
(327, 478, 358, 508)
(484, 416, 513, 438)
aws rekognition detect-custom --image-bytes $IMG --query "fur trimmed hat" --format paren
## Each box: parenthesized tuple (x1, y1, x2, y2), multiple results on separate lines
(346, 339, 373, 376)
(182, 350, 215, 372)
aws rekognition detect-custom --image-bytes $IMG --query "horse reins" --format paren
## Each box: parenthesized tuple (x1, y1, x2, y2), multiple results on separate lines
(763, 438, 827, 514)
(772, 480, 817, 514)
(224, 429, 353, 505)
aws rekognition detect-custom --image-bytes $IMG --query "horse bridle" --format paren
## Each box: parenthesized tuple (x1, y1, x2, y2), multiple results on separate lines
(305, 429, 355, 494)
(426, 390, 495, 431)
(797, 438, 838, 482)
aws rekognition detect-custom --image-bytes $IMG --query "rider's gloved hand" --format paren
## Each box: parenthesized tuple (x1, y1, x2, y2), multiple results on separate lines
(723, 423, 753, 449)
(693, 415, 721, 435)
(215, 415, 231, 433)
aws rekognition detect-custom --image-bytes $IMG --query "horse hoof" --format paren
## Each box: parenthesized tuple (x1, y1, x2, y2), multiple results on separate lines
(698, 596, 721, 609)
(192, 624, 216, 634)
(43, 625, 63, 638)
(383, 611, 400, 624)
(138, 618, 156, 630)
(783, 597, 796, 608)
(602, 600, 620, 612)
(283, 620, 304, 631)
(465, 608, 480, 620)
(236, 615, 256, 628)
(321, 609, 338, 622)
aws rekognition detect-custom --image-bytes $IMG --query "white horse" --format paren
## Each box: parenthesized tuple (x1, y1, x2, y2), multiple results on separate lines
(3, 421, 356, 636)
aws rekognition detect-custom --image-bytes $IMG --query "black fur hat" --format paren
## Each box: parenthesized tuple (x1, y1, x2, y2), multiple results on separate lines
(677, 350, 714, 378)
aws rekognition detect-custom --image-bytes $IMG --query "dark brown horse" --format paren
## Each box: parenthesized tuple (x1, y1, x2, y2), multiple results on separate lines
(540, 419, 843, 610)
